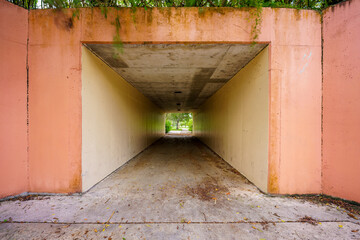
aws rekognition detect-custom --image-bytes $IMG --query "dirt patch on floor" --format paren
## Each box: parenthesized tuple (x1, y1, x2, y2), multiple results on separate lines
(298, 216, 319, 225)
(213, 159, 247, 179)
(3, 195, 50, 202)
(293, 195, 360, 217)
(184, 177, 229, 201)
(204, 153, 243, 178)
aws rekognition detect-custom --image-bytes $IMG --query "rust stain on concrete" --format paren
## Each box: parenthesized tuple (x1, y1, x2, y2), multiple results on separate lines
(68, 172, 82, 193)
(268, 171, 279, 194)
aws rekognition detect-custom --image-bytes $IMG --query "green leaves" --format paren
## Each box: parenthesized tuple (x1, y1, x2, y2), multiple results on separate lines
(166, 113, 192, 131)
(7, 0, 341, 10)
(165, 120, 172, 133)
(185, 0, 196, 7)
(128, 0, 136, 7)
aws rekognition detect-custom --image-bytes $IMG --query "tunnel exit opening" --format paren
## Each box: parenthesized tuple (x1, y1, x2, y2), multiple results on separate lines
(81, 43, 269, 193)
(165, 112, 193, 135)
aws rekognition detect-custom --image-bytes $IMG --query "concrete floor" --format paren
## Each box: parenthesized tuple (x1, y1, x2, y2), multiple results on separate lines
(0, 136, 359, 240)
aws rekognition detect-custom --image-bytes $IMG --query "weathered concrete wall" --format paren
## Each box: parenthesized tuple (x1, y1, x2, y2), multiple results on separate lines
(194, 47, 269, 192)
(28, 10, 83, 193)
(322, 0, 360, 203)
(0, 0, 28, 198)
(23, 7, 321, 195)
(268, 10, 322, 194)
(82, 47, 164, 191)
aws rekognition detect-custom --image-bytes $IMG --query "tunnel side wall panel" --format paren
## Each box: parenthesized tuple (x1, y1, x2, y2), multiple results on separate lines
(322, 0, 360, 203)
(194, 48, 269, 192)
(28, 10, 83, 193)
(81, 47, 164, 191)
(0, 0, 29, 198)
(269, 9, 322, 194)
(270, 45, 322, 194)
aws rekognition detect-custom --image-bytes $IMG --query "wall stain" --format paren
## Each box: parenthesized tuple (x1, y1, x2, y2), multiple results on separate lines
(146, 8, 153, 25)
(268, 172, 279, 193)
(294, 9, 301, 21)
(68, 172, 82, 193)
(53, 10, 74, 31)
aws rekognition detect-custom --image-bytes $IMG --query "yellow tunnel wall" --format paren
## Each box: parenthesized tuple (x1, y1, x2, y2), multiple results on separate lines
(81, 47, 165, 191)
(194, 47, 269, 192)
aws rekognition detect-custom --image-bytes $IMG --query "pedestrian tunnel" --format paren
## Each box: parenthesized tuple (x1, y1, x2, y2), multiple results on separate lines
(81, 43, 269, 193)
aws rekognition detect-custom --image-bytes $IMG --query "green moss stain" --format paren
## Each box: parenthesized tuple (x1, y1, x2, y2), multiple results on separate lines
(146, 8, 153, 25)
(211, 7, 226, 15)
(294, 9, 301, 21)
(158, 7, 173, 23)
(131, 7, 138, 24)
(198, 7, 205, 17)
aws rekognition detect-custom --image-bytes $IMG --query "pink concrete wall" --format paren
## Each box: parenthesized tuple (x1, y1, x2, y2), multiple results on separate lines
(28, 10, 82, 193)
(0, 0, 28, 198)
(268, 9, 322, 194)
(323, 0, 360, 203)
(27, 7, 322, 195)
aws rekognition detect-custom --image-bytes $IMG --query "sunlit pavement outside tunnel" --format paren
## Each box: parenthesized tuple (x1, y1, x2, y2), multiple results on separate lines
(0, 136, 359, 240)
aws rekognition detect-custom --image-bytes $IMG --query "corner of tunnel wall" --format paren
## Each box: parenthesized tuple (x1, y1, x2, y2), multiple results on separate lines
(27, 8, 83, 194)
(267, 43, 280, 195)
(194, 46, 269, 193)
(81, 46, 164, 192)
(269, 8, 322, 195)
(0, 0, 29, 198)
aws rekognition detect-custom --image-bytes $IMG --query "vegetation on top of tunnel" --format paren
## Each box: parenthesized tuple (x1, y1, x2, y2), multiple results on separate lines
(8, 0, 346, 11)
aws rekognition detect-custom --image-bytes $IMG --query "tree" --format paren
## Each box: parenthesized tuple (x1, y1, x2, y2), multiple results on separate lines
(166, 113, 191, 130)
(165, 120, 172, 133)
(188, 118, 193, 132)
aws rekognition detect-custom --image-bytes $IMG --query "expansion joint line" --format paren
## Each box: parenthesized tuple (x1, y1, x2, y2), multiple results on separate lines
(26, 7, 30, 190)
(320, 11, 324, 193)
(4, 220, 358, 225)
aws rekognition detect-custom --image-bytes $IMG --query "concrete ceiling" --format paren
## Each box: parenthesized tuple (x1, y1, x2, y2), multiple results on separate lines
(84, 43, 267, 111)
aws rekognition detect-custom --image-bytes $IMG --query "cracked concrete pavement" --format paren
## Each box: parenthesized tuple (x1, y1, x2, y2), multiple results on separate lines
(0, 136, 359, 239)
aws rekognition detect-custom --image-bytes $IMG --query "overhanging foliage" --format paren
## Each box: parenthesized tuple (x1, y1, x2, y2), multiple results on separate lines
(7, 0, 345, 11)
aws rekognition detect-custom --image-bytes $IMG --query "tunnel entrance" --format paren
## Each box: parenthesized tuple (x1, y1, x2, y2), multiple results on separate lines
(81, 43, 269, 193)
